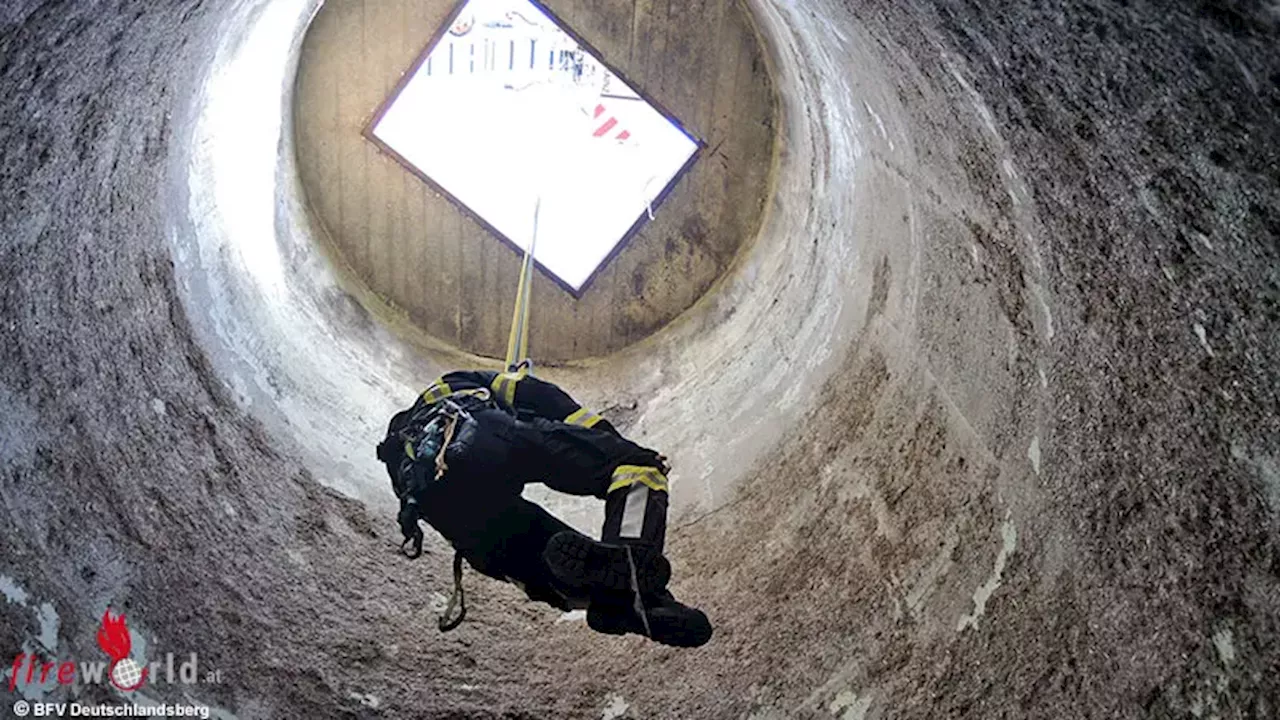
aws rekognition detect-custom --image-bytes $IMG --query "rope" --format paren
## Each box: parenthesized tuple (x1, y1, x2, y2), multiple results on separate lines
(439, 552, 466, 632)
(642, 175, 660, 221)
(433, 407, 465, 631)
(434, 413, 458, 481)
(437, 200, 540, 633)
(504, 198, 540, 372)
(625, 546, 653, 638)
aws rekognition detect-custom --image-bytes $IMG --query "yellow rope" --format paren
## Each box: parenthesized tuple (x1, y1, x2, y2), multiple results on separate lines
(504, 198, 540, 372)
(440, 200, 540, 634)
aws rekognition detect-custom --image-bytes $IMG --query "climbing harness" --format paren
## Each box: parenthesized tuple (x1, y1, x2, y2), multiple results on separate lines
(391, 394, 480, 629)
(396, 397, 477, 561)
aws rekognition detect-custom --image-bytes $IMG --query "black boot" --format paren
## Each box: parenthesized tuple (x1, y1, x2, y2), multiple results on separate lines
(587, 589, 713, 648)
(543, 464, 712, 647)
(545, 464, 676, 594)
(543, 530, 671, 596)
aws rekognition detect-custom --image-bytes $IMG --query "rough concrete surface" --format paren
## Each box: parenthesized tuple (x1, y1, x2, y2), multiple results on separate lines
(1, 0, 1277, 719)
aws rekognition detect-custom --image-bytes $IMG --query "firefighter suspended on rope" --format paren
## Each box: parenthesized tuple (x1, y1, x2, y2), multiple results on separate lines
(374, 200, 712, 648)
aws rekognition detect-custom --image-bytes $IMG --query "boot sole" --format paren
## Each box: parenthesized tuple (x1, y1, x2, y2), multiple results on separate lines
(543, 531, 671, 595)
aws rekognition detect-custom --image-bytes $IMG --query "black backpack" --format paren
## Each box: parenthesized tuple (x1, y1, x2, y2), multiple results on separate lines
(376, 391, 496, 632)
(376, 390, 495, 556)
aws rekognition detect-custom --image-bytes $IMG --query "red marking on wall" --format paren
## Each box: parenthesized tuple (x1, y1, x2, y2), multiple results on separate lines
(591, 103, 632, 142)
(593, 117, 619, 137)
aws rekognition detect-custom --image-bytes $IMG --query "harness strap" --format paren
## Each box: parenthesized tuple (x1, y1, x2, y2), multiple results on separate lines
(625, 546, 653, 638)
(439, 552, 467, 632)
(423, 383, 491, 407)
(489, 366, 528, 410)
(422, 378, 454, 405)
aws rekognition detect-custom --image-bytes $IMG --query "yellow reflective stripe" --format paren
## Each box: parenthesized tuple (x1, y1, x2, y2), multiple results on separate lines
(565, 408, 604, 428)
(607, 465, 668, 494)
(424, 382, 493, 407)
(488, 371, 524, 408)
(501, 375, 516, 406)
(489, 375, 511, 407)
(422, 378, 452, 404)
(404, 440, 416, 460)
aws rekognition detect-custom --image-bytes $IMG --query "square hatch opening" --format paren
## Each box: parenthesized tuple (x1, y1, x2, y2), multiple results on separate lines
(366, 0, 702, 294)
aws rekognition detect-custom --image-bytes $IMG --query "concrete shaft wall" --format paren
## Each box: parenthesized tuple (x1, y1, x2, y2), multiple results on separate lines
(293, 0, 777, 362)
(1, 0, 1277, 718)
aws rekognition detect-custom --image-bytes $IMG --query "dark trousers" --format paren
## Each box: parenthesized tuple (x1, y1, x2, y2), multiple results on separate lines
(458, 408, 662, 496)
(417, 407, 663, 608)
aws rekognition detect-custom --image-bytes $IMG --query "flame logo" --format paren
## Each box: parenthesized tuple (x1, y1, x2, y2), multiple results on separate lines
(96, 610, 132, 661)
(96, 609, 148, 691)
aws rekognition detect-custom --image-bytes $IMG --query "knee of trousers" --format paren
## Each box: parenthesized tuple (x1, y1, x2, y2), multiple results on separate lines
(601, 465, 669, 547)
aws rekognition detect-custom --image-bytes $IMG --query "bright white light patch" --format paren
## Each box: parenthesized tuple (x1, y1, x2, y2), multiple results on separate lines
(369, 0, 700, 292)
